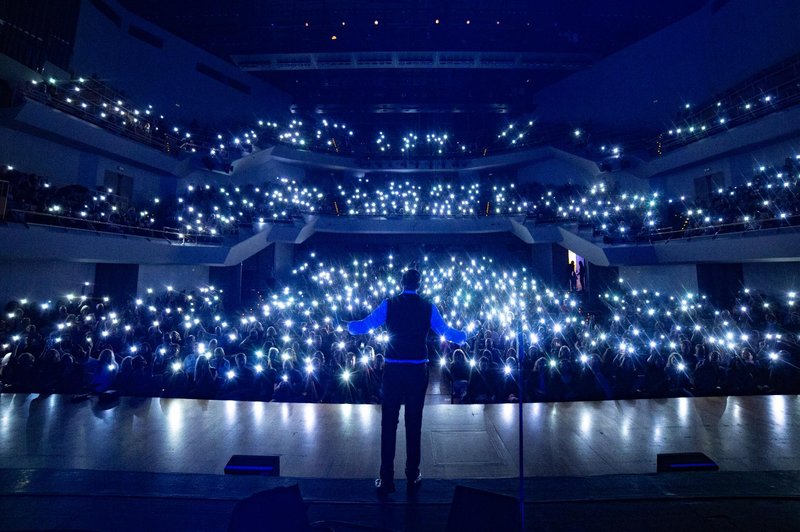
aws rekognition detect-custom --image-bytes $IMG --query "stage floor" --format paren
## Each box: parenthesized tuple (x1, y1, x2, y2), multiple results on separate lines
(1, 392, 799, 479)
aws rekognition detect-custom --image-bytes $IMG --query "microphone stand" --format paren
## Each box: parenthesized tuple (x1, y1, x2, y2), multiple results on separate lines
(516, 320, 525, 531)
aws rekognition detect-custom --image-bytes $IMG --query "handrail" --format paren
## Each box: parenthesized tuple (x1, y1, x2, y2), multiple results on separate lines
(657, 88, 800, 154)
(645, 214, 800, 242)
(7, 209, 224, 245)
(525, 212, 800, 244)
(653, 54, 800, 154)
(631, 219, 800, 246)
(592, 216, 800, 245)
(326, 212, 521, 220)
(20, 91, 181, 155)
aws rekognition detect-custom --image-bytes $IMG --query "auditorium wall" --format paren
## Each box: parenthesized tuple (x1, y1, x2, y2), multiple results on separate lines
(0, 127, 86, 186)
(297, 232, 532, 266)
(517, 156, 597, 187)
(531, 0, 800, 130)
(458, 169, 481, 183)
(724, 140, 800, 186)
(229, 147, 307, 185)
(600, 170, 651, 194)
(530, 243, 568, 289)
(649, 133, 800, 198)
(742, 263, 800, 297)
(0, 124, 173, 203)
(136, 264, 210, 294)
(71, 0, 290, 125)
(514, 150, 652, 194)
(0, 260, 96, 304)
(0, 262, 211, 307)
(617, 264, 699, 294)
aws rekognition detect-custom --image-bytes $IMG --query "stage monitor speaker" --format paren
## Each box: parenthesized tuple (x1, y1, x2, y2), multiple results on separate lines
(225, 455, 280, 476)
(657, 452, 718, 472)
(228, 484, 308, 532)
(446, 485, 520, 532)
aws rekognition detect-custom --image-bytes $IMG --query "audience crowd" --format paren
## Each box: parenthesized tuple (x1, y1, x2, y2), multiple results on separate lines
(1, 254, 798, 405)
(527, 155, 800, 242)
(4, 152, 799, 243)
(659, 54, 800, 154)
(18, 56, 799, 160)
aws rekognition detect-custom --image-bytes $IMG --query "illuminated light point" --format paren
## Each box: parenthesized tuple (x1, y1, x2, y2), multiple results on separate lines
(331, 35, 337, 40)
(435, 19, 440, 24)
(469, 359, 476, 368)
(373, 20, 379, 25)
(226, 370, 235, 380)
(677, 363, 686, 371)
(549, 359, 557, 368)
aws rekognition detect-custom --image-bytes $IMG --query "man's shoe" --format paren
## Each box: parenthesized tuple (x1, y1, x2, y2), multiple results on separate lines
(407, 473, 422, 491)
(375, 478, 395, 496)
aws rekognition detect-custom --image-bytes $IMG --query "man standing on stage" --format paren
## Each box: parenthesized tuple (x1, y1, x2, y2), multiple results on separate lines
(348, 268, 468, 495)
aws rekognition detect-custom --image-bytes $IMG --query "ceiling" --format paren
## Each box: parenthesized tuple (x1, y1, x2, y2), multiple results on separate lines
(118, 0, 709, 148)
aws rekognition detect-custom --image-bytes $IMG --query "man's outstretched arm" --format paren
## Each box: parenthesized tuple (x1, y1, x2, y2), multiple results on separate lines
(430, 304, 467, 345)
(347, 300, 388, 335)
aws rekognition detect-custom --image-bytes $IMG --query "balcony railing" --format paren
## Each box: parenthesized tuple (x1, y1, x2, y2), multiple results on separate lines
(7, 209, 224, 245)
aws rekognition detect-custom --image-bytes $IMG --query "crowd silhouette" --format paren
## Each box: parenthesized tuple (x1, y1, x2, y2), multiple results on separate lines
(2, 254, 797, 404)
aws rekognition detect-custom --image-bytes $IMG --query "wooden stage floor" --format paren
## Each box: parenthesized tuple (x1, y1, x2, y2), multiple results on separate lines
(1, 392, 799, 479)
